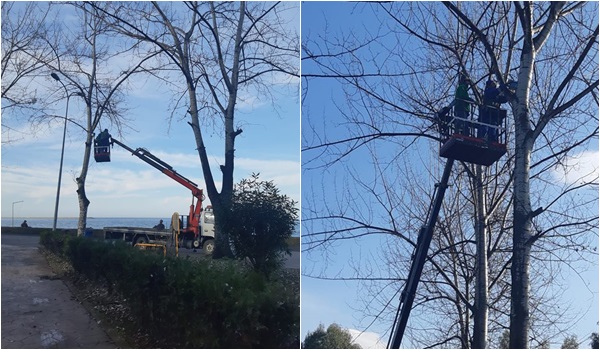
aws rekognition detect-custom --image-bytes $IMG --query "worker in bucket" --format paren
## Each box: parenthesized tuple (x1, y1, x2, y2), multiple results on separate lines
(95, 129, 110, 146)
(454, 75, 473, 136)
(480, 79, 508, 142)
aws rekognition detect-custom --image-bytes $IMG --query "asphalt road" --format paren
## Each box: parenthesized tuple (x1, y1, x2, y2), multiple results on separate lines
(284, 251, 300, 269)
(1, 232, 38, 246)
(2, 232, 298, 348)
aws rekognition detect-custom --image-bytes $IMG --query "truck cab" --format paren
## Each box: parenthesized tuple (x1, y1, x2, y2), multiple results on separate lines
(174, 206, 215, 253)
(201, 206, 215, 239)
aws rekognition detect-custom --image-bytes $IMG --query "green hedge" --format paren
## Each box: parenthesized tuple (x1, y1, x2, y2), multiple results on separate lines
(40, 231, 299, 348)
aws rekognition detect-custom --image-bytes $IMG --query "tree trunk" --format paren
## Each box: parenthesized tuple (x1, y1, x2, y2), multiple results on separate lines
(211, 104, 237, 258)
(510, 128, 534, 349)
(209, 2, 244, 259)
(212, 201, 233, 258)
(473, 165, 488, 349)
(185, 75, 235, 258)
(510, 45, 536, 347)
(76, 133, 93, 236)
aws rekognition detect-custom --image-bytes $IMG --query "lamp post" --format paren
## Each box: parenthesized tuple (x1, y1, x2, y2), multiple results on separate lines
(12, 201, 23, 227)
(50, 72, 84, 231)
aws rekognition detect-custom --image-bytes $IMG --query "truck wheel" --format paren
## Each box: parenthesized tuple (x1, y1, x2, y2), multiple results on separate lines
(203, 239, 214, 255)
(134, 235, 148, 246)
(192, 239, 201, 249)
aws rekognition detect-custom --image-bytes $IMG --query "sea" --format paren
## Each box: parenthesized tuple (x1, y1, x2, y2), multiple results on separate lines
(2, 217, 165, 230)
(2, 217, 300, 237)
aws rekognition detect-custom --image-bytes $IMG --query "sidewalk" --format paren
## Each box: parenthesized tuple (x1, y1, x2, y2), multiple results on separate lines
(1, 234, 115, 349)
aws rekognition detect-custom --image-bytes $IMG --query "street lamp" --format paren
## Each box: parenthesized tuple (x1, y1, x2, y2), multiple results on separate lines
(12, 201, 23, 227)
(50, 72, 83, 231)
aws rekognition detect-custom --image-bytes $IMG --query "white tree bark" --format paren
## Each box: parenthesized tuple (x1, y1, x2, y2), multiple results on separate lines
(473, 165, 488, 349)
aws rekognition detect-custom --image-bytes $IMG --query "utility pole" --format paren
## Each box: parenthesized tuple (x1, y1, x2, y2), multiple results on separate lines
(12, 200, 24, 227)
(50, 72, 83, 231)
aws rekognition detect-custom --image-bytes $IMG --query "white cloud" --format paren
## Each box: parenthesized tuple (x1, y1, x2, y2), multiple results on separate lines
(115, 149, 301, 201)
(1, 162, 204, 218)
(271, 71, 300, 86)
(1, 146, 299, 218)
(113, 150, 298, 197)
(236, 156, 299, 179)
(347, 328, 386, 349)
(551, 150, 599, 185)
(235, 91, 267, 111)
(300, 288, 385, 349)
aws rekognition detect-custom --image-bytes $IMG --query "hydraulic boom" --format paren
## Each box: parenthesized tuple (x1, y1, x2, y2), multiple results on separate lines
(109, 138, 205, 242)
(388, 93, 509, 347)
(388, 158, 454, 348)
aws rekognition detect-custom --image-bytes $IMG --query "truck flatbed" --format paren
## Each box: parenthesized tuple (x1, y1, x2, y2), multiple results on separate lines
(104, 226, 172, 245)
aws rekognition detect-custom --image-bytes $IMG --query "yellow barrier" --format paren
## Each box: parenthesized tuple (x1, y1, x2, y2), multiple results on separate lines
(135, 243, 167, 257)
(171, 212, 180, 258)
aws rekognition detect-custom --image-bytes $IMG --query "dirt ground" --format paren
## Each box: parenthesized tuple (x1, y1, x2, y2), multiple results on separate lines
(42, 250, 155, 348)
(1, 233, 116, 349)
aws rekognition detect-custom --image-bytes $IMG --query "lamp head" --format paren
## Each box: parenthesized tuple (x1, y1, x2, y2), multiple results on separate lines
(51, 72, 60, 81)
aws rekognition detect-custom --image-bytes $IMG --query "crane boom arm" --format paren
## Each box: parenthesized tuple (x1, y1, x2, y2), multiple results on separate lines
(110, 138, 204, 199)
(389, 158, 454, 348)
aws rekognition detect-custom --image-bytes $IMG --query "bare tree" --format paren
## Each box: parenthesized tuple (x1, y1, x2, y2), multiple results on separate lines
(38, 2, 159, 235)
(302, 2, 597, 348)
(1, 2, 56, 143)
(90, 1, 299, 257)
(439, 3, 598, 347)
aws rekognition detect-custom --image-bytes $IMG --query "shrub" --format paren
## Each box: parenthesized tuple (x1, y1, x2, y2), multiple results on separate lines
(302, 323, 362, 349)
(39, 230, 73, 257)
(40, 230, 299, 348)
(222, 173, 299, 278)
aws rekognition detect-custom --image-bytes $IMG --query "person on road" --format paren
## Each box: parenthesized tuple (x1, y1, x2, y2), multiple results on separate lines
(20, 220, 28, 228)
(154, 219, 165, 230)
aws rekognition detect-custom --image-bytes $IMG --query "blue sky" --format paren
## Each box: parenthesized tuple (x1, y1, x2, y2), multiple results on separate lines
(301, 2, 598, 349)
(2, 72, 300, 220)
(1, 3, 300, 220)
(301, 3, 410, 347)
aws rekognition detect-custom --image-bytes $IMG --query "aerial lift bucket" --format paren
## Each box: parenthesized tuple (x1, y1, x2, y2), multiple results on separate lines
(93, 141, 111, 162)
(438, 105, 507, 166)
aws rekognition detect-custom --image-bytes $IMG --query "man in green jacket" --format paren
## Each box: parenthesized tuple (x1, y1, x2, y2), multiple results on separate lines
(454, 75, 473, 136)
